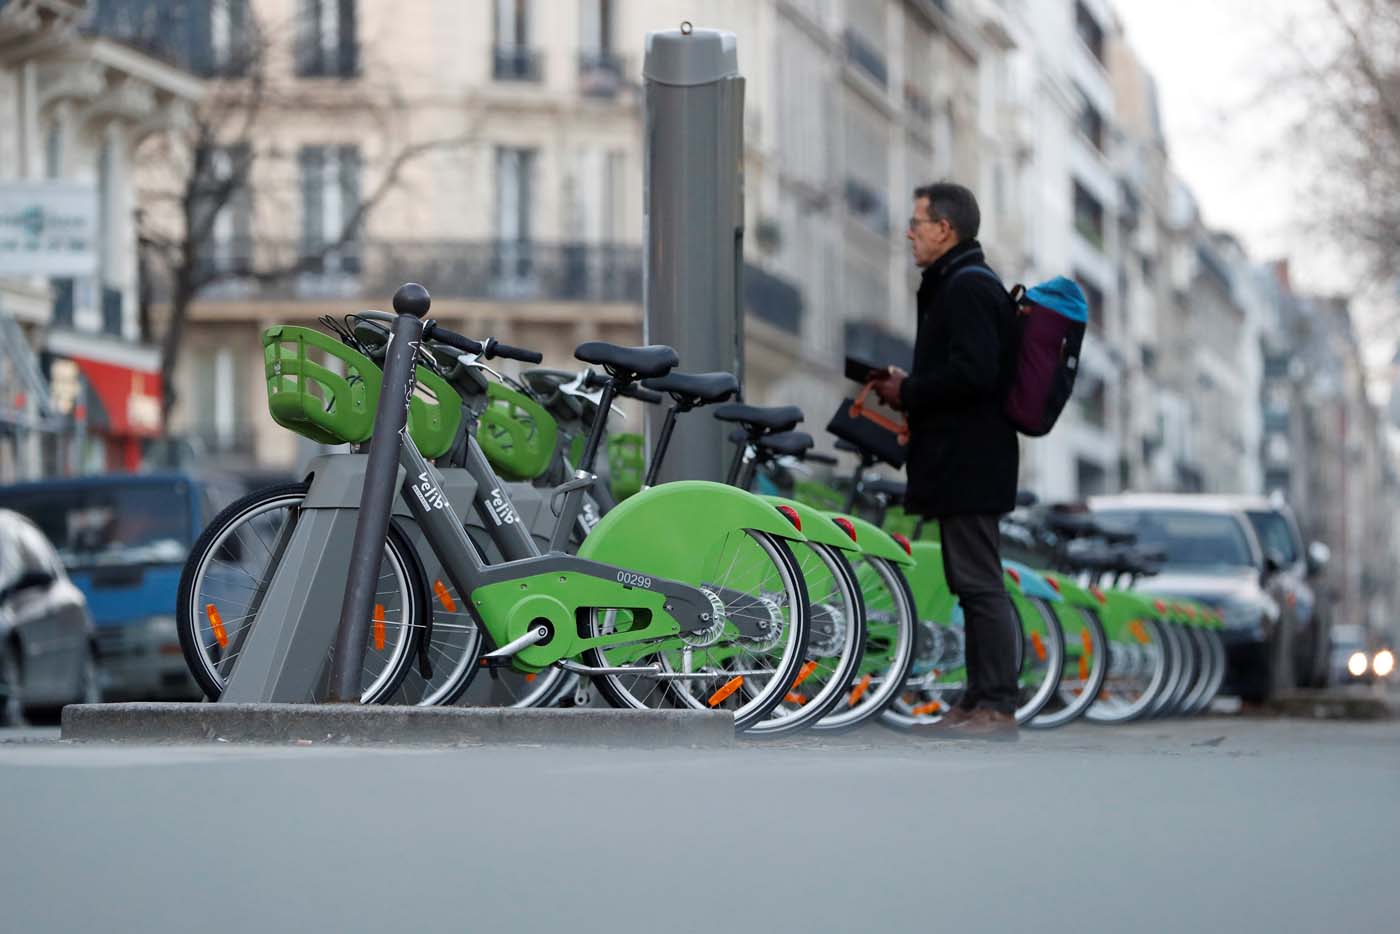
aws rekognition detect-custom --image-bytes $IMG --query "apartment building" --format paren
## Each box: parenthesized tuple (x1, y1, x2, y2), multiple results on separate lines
(0, 0, 202, 478)
(85, 0, 1006, 473)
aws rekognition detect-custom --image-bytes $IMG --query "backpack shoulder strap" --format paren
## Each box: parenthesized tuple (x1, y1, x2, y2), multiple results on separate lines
(946, 264, 1018, 306)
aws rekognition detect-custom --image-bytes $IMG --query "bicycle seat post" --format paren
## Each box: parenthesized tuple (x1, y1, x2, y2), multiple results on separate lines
(327, 282, 429, 703)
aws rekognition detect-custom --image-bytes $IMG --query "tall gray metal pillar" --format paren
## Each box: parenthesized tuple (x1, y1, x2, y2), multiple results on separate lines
(642, 24, 745, 483)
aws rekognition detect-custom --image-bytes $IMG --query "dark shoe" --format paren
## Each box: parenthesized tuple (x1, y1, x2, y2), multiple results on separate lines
(946, 708, 1019, 742)
(905, 704, 975, 739)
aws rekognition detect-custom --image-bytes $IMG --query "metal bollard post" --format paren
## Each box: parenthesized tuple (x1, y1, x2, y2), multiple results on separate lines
(326, 282, 430, 702)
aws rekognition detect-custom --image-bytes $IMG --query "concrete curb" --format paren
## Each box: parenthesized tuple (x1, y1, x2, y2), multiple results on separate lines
(61, 703, 735, 748)
(1270, 689, 1395, 721)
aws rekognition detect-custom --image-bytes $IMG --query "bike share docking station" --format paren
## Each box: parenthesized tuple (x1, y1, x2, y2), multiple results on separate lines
(213, 22, 747, 709)
(60, 25, 750, 743)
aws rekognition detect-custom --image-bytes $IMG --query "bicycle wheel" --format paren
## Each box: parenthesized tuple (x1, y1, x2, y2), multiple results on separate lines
(1027, 605, 1109, 729)
(585, 528, 811, 732)
(1152, 621, 1198, 718)
(819, 556, 917, 732)
(176, 483, 425, 704)
(882, 595, 1065, 728)
(745, 543, 866, 736)
(1179, 627, 1226, 715)
(1012, 597, 1066, 724)
(1084, 616, 1174, 723)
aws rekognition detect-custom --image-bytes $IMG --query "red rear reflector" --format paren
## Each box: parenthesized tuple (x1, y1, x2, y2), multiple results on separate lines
(891, 533, 912, 555)
(1091, 587, 1107, 604)
(708, 676, 745, 707)
(1007, 567, 1022, 587)
(833, 517, 857, 542)
(1046, 576, 1061, 593)
(1154, 599, 1167, 613)
(205, 604, 228, 648)
(433, 579, 457, 613)
(775, 504, 802, 531)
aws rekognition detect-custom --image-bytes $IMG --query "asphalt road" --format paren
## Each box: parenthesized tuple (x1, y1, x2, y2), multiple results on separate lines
(2, 716, 1397, 934)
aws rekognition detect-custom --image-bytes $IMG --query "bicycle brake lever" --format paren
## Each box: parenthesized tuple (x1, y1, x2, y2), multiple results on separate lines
(455, 352, 504, 383)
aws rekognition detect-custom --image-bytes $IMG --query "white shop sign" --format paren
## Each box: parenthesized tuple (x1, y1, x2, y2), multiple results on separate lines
(0, 182, 99, 277)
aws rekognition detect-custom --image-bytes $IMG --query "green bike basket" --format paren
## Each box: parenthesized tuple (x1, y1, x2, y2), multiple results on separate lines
(478, 382, 559, 481)
(263, 325, 463, 458)
(264, 326, 381, 445)
(607, 432, 646, 501)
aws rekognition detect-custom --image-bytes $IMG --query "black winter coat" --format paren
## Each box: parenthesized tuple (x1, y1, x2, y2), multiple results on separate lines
(898, 240, 1020, 518)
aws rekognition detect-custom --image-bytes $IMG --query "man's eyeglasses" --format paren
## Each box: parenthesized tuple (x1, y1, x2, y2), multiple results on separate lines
(908, 216, 944, 231)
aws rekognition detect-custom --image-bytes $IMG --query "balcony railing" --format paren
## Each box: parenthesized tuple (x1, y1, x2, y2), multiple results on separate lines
(579, 51, 627, 98)
(494, 46, 543, 82)
(843, 28, 888, 89)
(189, 240, 643, 304)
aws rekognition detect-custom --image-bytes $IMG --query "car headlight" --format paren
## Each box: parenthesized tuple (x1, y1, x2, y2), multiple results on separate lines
(1348, 652, 1370, 677)
(1373, 650, 1395, 678)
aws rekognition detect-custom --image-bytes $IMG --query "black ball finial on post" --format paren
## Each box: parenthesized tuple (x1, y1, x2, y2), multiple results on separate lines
(392, 282, 431, 318)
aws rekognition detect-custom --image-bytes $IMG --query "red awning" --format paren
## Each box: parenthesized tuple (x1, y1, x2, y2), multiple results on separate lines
(68, 355, 163, 438)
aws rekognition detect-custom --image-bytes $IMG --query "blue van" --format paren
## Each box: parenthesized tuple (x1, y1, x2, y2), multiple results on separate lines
(0, 472, 235, 700)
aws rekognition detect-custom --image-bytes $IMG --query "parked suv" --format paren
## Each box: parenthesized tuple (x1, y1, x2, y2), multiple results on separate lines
(1231, 497, 1331, 687)
(1089, 494, 1301, 702)
(0, 473, 236, 701)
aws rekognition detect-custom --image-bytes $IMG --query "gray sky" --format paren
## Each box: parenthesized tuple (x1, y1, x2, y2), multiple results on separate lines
(1114, 0, 1337, 288)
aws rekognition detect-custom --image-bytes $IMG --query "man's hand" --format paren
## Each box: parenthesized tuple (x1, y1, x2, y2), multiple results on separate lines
(870, 366, 907, 410)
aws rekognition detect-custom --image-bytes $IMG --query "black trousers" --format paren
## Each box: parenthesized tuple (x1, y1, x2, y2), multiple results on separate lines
(939, 514, 1020, 715)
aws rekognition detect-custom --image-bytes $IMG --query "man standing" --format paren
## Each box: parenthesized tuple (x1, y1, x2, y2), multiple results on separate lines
(870, 182, 1021, 740)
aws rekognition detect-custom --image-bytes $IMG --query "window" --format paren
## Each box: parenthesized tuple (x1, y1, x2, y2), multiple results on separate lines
(1075, 458, 1108, 498)
(1077, 88, 1105, 153)
(296, 0, 357, 78)
(1073, 180, 1105, 249)
(210, 0, 252, 76)
(494, 147, 537, 284)
(843, 0, 888, 87)
(579, 0, 621, 95)
(196, 145, 253, 277)
(1094, 509, 1256, 571)
(1076, 272, 1104, 330)
(1077, 376, 1106, 428)
(299, 145, 361, 275)
(1075, 0, 1106, 64)
(45, 122, 63, 179)
(495, 0, 542, 81)
(1247, 510, 1300, 566)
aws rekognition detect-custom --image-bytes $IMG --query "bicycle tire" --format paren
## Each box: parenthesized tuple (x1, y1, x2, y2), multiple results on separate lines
(176, 482, 426, 704)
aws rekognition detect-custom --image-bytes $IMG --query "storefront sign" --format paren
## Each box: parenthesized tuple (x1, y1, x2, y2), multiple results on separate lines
(0, 182, 99, 277)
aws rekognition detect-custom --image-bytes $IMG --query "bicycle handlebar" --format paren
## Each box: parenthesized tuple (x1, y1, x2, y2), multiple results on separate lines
(426, 323, 544, 364)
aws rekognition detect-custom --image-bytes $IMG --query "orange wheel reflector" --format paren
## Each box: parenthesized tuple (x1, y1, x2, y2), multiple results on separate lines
(792, 659, 819, 688)
(1081, 630, 1094, 655)
(524, 673, 537, 683)
(708, 676, 745, 707)
(372, 604, 386, 651)
(433, 580, 457, 613)
(1078, 655, 1089, 681)
(848, 673, 872, 706)
(911, 700, 942, 716)
(205, 604, 228, 649)
(1030, 631, 1047, 662)
(785, 692, 808, 706)
(1130, 620, 1150, 644)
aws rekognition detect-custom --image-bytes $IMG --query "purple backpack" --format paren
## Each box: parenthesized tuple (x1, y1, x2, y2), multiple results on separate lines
(949, 269, 1088, 437)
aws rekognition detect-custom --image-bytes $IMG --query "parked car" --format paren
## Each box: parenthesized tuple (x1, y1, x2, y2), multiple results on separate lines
(1089, 494, 1301, 702)
(0, 472, 237, 701)
(0, 509, 98, 725)
(1231, 497, 1332, 687)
